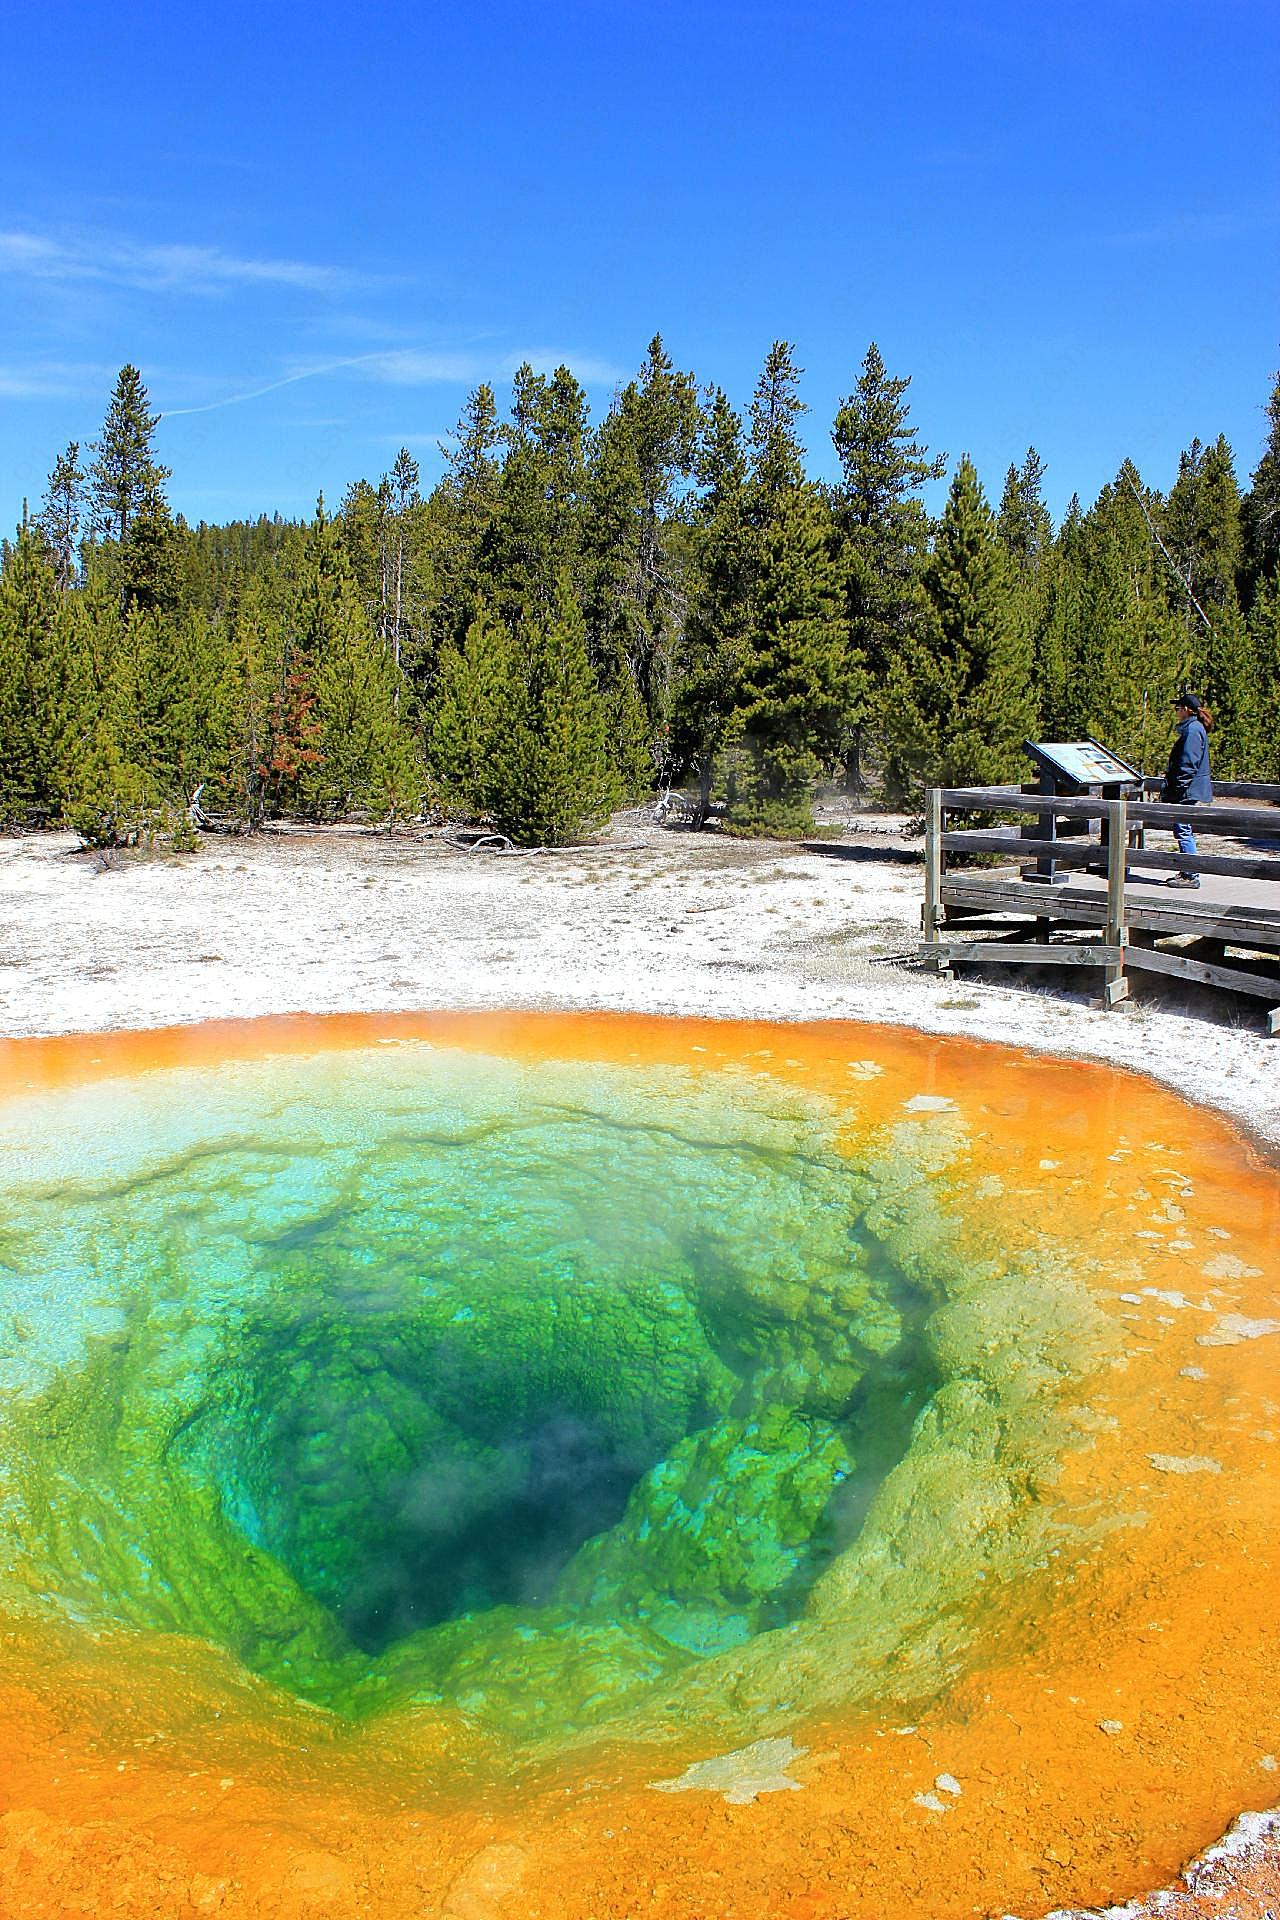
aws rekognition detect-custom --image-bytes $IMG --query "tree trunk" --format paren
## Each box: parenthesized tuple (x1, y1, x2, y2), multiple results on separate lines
(843, 724, 865, 794)
(693, 758, 713, 829)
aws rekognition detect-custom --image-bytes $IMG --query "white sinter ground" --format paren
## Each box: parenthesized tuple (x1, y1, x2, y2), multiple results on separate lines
(0, 804, 1276, 1155)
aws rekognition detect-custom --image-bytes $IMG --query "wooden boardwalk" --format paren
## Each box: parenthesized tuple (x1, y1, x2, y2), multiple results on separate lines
(920, 784, 1280, 1031)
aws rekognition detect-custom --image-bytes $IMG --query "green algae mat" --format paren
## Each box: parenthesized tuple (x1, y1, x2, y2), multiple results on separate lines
(0, 1016, 1120, 1763)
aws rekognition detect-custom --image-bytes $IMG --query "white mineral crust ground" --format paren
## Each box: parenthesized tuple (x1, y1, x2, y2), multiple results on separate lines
(0, 816, 1275, 1155)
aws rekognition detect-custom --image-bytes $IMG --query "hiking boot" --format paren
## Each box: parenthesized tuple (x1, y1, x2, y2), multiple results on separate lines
(1165, 873, 1200, 889)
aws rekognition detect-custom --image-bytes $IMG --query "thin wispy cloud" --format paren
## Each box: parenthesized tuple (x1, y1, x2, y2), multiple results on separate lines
(160, 345, 627, 417)
(361, 349, 492, 385)
(159, 351, 488, 417)
(0, 226, 373, 296)
(161, 360, 368, 417)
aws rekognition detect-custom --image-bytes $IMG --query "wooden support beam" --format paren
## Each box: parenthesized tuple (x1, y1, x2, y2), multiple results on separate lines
(938, 878, 1280, 944)
(1104, 798, 1128, 1010)
(1121, 943, 1280, 1001)
(1105, 791, 1128, 956)
(933, 943, 1126, 966)
(935, 909, 1044, 930)
(941, 879, 1110, 919)
(923, 788, 943, 944)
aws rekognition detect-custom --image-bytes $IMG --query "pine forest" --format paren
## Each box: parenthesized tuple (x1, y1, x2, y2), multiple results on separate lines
(4, 340, 1280, 849)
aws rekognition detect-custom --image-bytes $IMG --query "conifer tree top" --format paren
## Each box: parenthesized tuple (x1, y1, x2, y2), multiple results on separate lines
(89, 366, 170, 546)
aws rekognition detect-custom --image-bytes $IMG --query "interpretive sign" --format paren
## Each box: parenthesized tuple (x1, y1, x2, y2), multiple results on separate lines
(1024, 740, 1143, 790)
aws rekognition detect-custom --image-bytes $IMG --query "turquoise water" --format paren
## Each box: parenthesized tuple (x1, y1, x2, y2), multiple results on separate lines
(0, 1043, 945, 1734)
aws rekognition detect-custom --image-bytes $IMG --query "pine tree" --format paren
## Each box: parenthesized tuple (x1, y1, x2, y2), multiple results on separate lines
(0, 528, 58, 819)
(119, 479, 183, 616)
(997, 448, 1052, 575)
(1034, 495, 1087, 736)
(492, 575, 618, 846)
(1241, 369, 1280, 608)
(672, 388, 753, 820)
(0, 584, 23, 821)
(339, 477, 392, 631)
(486, 363, 589, 622)
(427, 601, 520, 815)
(609, 664, 654, 802)
(61, 718, 161, 849)
(1201, 603, 1261, 776)
(749, 341, 808, 504)
(66, 551, 123, 705)
(264, 501, 339, 813)
(1161, 435, 1259, 771)
(724, 485, 847, 836)
(829, 343, 944, 788)
(179, 513, 303, 621)
(287, 506, 422, 821)
(579, 412, 648, 758)
(881, 457, 1035, 798)
(702, 344, 853, 834)
(427, 385, 504, 662)
(1070, 464, 1188, 773)
(89, 366, 171, 544)
(387, 446, 422, 688)
(1163, 435, 1243, 625)
(305, 608, 423, 821)
(997, 448, 1054, 731)
(106, 606, 176, 784)
(166, 607, 227, 796)
(445, 386, 503, 523)
(581, 334, 699, 751)
(1247, 568, 1280, 779)
(204, 579, 279, 828)
(44, 591, 102, 807)
(57, 597, 170, 849)
(1, 525, 100, 824)
(39, 442, 85, 592)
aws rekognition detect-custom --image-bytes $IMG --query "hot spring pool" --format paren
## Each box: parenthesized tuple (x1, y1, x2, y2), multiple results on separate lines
(0, 1012, 1276, 1919)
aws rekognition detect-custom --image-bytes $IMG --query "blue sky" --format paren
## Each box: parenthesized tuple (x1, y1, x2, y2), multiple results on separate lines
(3, 0, 1277, 528)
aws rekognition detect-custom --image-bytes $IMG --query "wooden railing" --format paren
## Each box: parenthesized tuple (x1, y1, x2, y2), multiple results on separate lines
(921, 782, 1280, 1021)
(932, 787, 1280, 883)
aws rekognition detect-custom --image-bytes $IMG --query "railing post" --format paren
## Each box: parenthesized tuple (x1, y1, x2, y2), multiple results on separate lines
(1102, 794, 1129, 1005)
(922, 788, 944, 962)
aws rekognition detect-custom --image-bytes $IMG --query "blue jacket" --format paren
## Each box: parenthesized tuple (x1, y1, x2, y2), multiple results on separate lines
(1163, 716, 1213, 804)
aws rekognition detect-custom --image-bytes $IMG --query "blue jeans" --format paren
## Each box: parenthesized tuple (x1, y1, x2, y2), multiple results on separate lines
(1173, 809, 1197, 868)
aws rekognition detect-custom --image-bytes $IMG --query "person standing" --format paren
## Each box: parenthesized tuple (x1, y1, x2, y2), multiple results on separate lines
(1162, 692, 1213, 889)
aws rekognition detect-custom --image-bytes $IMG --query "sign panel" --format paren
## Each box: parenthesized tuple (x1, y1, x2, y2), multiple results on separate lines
(1026, 740, 1142, 786)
